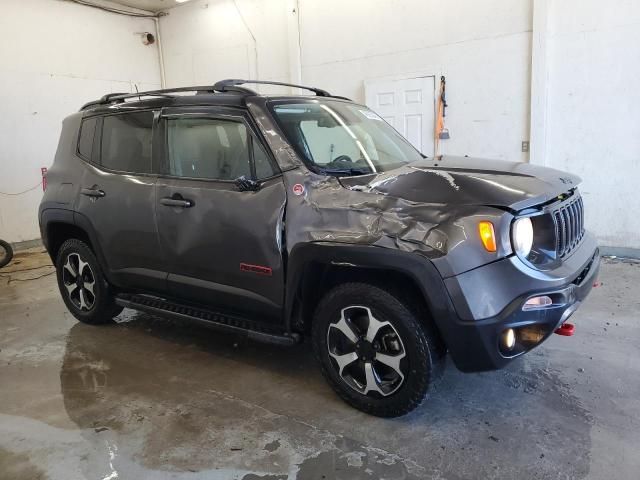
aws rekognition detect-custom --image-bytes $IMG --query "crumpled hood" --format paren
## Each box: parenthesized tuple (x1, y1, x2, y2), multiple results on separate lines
(339, 155, 581, 211)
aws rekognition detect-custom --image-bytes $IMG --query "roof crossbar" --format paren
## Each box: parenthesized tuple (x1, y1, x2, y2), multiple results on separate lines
(213, 79, 331, 97)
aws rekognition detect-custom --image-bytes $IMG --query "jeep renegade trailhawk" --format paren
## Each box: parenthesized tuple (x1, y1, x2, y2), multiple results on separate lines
(40, 79, 600, 417)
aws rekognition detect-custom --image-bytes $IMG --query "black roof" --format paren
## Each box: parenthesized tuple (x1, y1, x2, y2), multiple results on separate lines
(80, 79, 349, 113)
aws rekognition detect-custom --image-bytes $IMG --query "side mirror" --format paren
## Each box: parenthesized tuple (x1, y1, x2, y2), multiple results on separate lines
(235, 176, 261, 192)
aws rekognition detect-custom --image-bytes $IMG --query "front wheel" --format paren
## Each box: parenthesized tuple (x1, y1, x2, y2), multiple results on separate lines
(55, 239, 123, 325)
(0, 239, 13, 269)
(312, 282, 444, 417)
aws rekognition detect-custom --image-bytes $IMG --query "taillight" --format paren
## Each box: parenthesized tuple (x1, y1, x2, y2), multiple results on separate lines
(41, 167, 48, 191)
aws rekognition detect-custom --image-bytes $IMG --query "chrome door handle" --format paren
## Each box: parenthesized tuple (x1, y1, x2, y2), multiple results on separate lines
(160, 197, 193, 208)
(81, 187, 106, 198)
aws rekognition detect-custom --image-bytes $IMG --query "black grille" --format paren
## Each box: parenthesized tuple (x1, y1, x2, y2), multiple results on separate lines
(553, 194, 585, 258)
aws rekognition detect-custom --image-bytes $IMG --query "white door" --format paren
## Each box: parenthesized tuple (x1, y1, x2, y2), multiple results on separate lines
(365, 76, 436, 156)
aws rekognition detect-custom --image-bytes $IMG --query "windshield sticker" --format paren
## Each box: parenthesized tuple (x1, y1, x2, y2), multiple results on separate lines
(359, 109, 383, 121)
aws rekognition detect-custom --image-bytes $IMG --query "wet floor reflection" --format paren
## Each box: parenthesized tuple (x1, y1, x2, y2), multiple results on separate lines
(0, 249, 617, 479)
(58, 311, 422, 479)
(48, 308, 595, 479)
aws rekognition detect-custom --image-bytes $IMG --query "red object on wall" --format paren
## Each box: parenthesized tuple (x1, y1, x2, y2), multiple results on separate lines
(41, 167, 47, 191)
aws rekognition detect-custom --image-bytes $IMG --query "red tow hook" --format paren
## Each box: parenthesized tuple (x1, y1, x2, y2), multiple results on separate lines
(555, 322, 575, 336)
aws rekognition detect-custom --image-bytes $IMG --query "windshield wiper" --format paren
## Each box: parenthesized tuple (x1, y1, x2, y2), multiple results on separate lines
(322, 168, 373, 176)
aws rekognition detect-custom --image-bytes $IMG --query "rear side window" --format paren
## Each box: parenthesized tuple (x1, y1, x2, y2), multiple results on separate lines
(101, 112, 154, 173)
(78, 117, 98, 160)
(167, 117, 252, 180)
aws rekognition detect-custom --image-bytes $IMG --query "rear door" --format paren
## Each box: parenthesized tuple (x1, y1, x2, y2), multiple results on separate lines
(75, 110, 166, 292)
(155, 106, 285, 319)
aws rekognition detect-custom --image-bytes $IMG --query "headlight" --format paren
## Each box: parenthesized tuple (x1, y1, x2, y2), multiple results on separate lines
(512, 217, 533, 257)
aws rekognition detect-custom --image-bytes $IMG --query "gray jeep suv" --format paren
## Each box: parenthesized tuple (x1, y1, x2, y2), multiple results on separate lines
(39, 79, 600, 417)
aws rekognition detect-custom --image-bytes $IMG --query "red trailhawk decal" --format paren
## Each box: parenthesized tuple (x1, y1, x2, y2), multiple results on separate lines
(240, 263, 273, 276)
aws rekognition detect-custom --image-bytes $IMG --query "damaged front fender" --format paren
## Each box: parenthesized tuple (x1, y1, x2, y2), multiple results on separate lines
(282, 169, 514, 279)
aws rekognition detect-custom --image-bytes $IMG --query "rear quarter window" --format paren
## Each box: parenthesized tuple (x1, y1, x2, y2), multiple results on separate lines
(77, 117, 98, 160)
(101, 111, 154, 174)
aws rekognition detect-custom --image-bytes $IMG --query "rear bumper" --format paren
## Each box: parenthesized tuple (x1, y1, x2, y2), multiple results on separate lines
(438, 235, 599, 372)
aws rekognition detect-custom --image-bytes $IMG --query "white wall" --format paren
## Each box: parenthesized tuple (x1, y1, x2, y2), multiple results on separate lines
(0, 0, 161, 243)
(159, 0, 291, 89)
(159, 0, 532, 162)
(541, 0, 640, 250)
(299, 0, 533, 163)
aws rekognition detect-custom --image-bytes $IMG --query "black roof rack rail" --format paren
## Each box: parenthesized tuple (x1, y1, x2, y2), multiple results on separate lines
(80, 79, 342, 111)
(80, 85, 219, 111)
(213, 79, 331, 97)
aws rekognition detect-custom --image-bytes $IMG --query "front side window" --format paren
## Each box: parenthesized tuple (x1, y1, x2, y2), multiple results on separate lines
(253, 140, 278, 179)
(166, 117, 254, 180)
(270, 100, 424, 175)
(101, 111, 154, 173)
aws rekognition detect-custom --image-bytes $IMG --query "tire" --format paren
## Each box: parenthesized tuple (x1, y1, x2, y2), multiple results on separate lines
(0, 239, 13, 269)
(55, 239, 123, 325)
(312, 282, 444, 417)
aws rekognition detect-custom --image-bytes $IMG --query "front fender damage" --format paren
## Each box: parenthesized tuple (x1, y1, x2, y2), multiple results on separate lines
(284, 172, 509, 274)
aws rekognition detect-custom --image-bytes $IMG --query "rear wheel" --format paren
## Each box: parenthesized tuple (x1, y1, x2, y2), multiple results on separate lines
(56, 239, 122, 325)
(0, 239, 13, 269)
(312, 282, 444, 417)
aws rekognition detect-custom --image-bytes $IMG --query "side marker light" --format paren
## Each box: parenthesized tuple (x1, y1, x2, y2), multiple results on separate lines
(478, 221, 497, 252)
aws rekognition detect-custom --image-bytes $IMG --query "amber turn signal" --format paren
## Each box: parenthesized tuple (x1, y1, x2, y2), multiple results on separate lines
(478, 221, 497, 252)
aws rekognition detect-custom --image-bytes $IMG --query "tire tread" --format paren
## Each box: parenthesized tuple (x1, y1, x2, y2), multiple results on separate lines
(55, 239, 122, 325)
(312, 282, 443, 417)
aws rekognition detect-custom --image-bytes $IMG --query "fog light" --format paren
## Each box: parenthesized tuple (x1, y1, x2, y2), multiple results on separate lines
(501, 328, 516, 351)
(522, 295, 553, 311)
(519, 325, 546, 344)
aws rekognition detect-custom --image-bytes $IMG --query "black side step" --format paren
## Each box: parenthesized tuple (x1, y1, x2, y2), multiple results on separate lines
(115, 293, 300, 346)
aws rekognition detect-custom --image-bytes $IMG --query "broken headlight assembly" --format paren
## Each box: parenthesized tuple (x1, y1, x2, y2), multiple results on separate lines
(511, 213, 559, 268)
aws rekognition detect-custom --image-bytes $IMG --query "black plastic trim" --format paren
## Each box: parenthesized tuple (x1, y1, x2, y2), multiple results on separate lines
(39, 208, 75, 255)
(284, 243, 455, 336)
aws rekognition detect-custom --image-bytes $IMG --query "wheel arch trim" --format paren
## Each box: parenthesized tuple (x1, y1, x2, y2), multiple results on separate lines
(284, 243, 458, 345)
(40, 208, 113, 285)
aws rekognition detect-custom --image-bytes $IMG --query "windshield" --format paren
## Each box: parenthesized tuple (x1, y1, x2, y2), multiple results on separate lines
(270, 100, 424, 175)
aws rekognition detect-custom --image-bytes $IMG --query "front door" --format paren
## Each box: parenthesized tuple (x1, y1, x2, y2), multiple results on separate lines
(155, 107, 285, 320)
(365, 76, 436, 156)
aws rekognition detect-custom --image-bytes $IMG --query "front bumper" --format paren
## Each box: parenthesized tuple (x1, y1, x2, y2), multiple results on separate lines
(439, 234, 600, 372)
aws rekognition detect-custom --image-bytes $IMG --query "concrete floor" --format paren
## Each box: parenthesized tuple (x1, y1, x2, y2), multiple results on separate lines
(1, 249, 639, 480)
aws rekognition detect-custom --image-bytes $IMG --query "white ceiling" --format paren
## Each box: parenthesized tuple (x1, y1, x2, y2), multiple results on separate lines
(108, 0, 185, 12)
